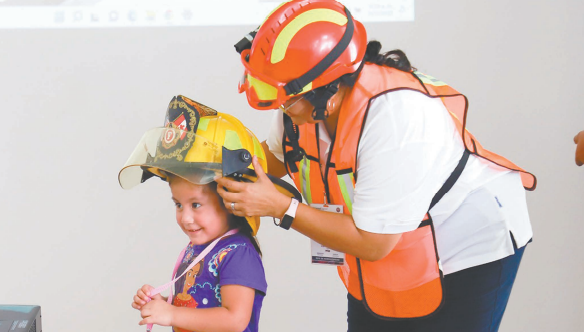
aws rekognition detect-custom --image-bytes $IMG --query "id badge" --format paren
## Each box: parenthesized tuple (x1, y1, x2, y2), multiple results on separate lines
(310, 204, 345, 266)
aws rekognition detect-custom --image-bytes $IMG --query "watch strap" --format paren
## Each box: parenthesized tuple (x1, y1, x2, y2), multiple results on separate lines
(276, 198, 299, 230)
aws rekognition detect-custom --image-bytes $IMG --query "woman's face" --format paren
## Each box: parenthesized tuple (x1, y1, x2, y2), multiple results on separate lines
(280, 96, 317, 125)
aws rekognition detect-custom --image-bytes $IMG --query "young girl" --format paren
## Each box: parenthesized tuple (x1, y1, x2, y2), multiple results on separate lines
(119, 95, 274, 332)
(133, 177, 266, 332)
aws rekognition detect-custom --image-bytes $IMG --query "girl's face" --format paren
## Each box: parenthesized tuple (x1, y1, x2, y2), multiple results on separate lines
(169, 177, 230, 246)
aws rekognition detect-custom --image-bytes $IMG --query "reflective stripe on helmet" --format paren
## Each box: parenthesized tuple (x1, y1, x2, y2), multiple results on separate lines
(198, 117, 210, 131)
(252, 136, 266, 161)
(271, 8, 348, 64)
(224, 130, 243, 151)
(337, 172, 355, 214)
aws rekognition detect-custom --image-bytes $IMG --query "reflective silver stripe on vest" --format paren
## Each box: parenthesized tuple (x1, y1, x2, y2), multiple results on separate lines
(300, 156, 312, 204)
(337, 172, 354, 214)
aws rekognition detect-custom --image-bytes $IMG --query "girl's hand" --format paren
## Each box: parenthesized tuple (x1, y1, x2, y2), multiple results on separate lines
(132, 284, 163, 310)
(139, 298, 175, 327)
(216, 156, 290, 219)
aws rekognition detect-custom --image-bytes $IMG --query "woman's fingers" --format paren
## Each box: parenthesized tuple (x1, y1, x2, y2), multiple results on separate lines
(216, 156, 288, 218)
(252, 156, 269, 180)
(217, 184, 240, 204)
(216, 176, 246, 193)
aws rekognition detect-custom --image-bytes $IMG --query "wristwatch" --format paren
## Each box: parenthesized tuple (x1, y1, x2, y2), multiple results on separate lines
(274, 198, 299, 230)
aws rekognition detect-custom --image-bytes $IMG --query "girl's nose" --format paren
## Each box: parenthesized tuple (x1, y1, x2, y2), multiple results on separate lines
(180, 211, 195, 224)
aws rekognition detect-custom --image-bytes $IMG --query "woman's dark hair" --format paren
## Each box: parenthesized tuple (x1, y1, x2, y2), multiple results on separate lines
(340, 40, 414, 87)
(363, 40, 414, 72)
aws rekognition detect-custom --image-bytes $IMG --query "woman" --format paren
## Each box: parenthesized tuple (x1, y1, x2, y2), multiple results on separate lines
(217, 1, 536, 331)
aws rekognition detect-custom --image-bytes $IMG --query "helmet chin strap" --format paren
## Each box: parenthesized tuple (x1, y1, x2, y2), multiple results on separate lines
(303, 79, 340, 121)
(282, 79, 341, 174)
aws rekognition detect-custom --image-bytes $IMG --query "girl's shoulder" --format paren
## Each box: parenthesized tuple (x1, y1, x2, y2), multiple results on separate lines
(210, 233, 265, 278)
(213, 232, 257, 256)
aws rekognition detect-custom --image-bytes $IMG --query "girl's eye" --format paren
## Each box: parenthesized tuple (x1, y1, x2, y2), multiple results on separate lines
(175, 203, 182, 209)
(192, 203, 201, 209)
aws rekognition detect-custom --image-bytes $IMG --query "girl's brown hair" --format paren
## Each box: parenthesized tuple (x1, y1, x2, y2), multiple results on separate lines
(208, 182, 262, 256)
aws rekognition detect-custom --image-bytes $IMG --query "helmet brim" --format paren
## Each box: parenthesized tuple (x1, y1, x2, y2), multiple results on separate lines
(118, 127, 224, 188)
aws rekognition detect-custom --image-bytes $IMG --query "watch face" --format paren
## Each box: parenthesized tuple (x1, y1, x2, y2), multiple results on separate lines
(281, 215, 293, 230)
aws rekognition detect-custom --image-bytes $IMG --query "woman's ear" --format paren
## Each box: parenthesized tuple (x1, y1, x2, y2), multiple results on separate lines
(327, 85, 349, 115)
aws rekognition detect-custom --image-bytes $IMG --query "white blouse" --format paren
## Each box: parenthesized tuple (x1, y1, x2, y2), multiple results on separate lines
(267, 90, 532, 275)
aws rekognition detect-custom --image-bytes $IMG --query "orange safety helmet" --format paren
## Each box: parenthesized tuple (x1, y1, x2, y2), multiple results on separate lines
(236, 0, 367, 116)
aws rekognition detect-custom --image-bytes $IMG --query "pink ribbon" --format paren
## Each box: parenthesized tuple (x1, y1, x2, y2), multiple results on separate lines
(144, 229, 238, 332)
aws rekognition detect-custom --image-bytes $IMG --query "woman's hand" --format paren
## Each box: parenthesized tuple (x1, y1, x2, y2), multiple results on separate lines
(139, 298, 175, 327)
(574, 130, 584, 166)
(216, 156, 291, 219)
(132, 284, 164, 310)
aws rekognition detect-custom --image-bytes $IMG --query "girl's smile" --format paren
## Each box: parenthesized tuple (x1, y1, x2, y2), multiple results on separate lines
(169, 176, 231, 246)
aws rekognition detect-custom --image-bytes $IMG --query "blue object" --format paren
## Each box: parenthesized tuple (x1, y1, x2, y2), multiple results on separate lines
(0, 306, 36, 314)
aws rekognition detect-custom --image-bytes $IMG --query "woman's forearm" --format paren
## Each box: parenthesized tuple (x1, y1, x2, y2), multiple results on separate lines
(290, 201, 401, 261)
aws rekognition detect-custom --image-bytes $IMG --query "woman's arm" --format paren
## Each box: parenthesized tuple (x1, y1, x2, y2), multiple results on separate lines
(139, 285, 255, 332)
(216, 157, 401, 261)
(258, 140, 397, 259)
(293, 197, 402, 261)
(261, 140, 288, 178)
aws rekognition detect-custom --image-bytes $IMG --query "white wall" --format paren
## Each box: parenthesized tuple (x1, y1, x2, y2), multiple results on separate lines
(1, 1, 582, 331)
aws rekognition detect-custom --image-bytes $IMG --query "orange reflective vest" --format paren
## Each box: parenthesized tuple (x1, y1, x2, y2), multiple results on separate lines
(282, 64, 536, 319)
